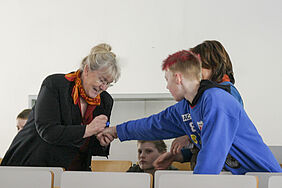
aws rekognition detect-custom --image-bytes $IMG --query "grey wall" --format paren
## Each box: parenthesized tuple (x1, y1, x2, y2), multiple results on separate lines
(0, 0, 282, 157)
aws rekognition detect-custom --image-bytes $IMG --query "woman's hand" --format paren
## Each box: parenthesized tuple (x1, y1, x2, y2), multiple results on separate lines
(83, 115, 108, 138)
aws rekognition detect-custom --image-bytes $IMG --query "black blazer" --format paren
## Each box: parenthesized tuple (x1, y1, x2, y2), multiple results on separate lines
(1, 74, 113, 170)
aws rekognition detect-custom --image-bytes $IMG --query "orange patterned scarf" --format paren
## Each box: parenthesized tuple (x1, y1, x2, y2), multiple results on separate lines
(65, 70, 101, 106)
(220, 74, 230, 83)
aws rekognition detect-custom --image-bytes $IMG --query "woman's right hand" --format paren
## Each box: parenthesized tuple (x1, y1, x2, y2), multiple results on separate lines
(83, 115, 108, 138)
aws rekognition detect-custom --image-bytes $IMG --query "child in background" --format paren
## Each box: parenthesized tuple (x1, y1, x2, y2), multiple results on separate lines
(16, 109, 31, 131)
(127, 140, 177, 175)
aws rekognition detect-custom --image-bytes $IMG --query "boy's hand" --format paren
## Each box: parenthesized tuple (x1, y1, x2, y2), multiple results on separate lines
(97, 126, 117, 146)
(153, 152, 175, 170)
(171, 135, 191, 155)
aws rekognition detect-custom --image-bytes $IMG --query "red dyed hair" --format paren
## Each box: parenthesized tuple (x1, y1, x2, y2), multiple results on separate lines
(162, 50, 200, 71)
(162, 50, 202, 81)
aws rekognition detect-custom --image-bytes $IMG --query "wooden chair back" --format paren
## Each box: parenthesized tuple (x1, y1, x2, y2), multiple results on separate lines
(91, 160, 132, 172)
(171, 162, 191, 170)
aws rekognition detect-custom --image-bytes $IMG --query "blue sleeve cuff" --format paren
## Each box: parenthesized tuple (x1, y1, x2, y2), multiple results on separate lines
(181, 148, 193, 162)
(116, 124, 127, 142)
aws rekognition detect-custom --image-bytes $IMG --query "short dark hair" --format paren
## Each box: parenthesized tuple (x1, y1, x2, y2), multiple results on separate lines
(138, 140, 167, 153)
(17, 109, 32, 119)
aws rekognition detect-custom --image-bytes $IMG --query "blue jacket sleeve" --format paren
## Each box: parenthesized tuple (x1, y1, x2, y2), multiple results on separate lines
(193, 92, 240, 174)
(181, 148, 193, 162)
(116, 103, 186, 141)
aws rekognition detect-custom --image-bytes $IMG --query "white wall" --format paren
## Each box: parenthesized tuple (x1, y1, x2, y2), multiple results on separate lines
(0, 0, 282, 157)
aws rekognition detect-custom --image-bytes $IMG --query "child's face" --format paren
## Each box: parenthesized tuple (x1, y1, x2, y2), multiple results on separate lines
(165, 70, 184, 101)
(137, 142, 163, 170)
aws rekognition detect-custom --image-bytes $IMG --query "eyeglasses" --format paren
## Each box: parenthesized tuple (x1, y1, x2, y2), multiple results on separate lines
(97, 76, 113, 87)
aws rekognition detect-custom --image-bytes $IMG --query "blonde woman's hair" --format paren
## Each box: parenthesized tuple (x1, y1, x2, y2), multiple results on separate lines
(80, 43, 120, 83)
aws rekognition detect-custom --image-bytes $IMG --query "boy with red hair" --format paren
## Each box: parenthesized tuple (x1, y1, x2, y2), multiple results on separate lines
(99, 50, 281, 174)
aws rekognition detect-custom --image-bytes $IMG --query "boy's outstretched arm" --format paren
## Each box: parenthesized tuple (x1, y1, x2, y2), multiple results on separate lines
(116, 104, 186, 141)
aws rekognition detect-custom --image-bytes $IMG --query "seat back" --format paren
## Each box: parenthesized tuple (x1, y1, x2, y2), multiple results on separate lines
(0, 166, 64, 188)
(154, 170, 231, 188)
(91, 160, 132, 172)
(246, 172, 282, 188)
(268, 176, 282, 188)
(156, 173, 257, 188)
(154, 170, 193, 188)
(0, 168, 53, 188)
(61, 171, 152, 188)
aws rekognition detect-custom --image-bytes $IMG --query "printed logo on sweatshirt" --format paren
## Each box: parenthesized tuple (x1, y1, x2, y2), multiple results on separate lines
(190, 134, 198, 144)
(182, 113, 191, 122)
(189, 122, 196, 132)
(197, 121, 203, 131)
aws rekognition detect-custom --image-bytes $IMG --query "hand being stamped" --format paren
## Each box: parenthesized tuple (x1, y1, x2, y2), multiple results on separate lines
(97, 126, 117, 146)
(83, 115, 108, 138)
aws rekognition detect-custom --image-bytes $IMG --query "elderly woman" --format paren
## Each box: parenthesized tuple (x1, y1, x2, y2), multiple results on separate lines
(1, 43, 120, 171)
